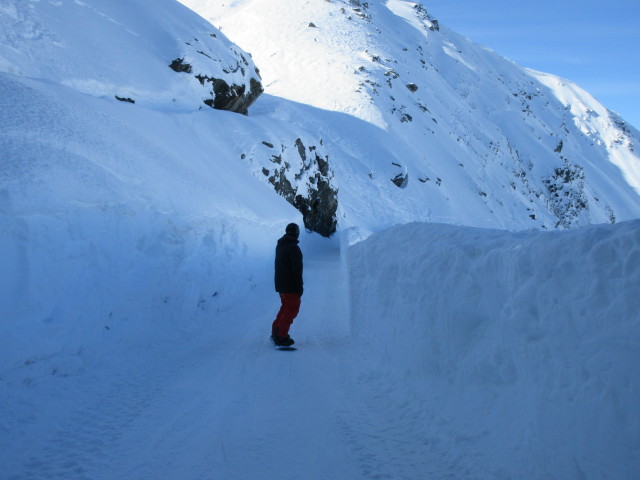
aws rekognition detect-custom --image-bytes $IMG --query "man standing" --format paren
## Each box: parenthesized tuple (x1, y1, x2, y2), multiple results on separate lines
(271, 223, 303, 347)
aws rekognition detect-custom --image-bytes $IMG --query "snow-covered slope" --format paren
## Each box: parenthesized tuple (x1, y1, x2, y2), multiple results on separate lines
(347, 220, 640, 479)
(181, 0, 640, 232)
(1, 0, 639, 478)
(0, 71, 295, 369)
(0, 0, 262, 112)
(0, 0, 296, 375)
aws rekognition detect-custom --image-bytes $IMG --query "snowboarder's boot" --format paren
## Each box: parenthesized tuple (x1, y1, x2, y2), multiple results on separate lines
(271, 334, 295, 347)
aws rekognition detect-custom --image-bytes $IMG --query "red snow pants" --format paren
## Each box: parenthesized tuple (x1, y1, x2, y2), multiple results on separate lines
(272, 293, 301, 338)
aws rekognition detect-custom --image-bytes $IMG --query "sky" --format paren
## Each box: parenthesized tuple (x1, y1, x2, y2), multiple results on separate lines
(427, 0, 640, 130)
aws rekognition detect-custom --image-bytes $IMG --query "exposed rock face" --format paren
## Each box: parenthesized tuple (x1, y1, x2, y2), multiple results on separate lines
(249, 138, 338, 237)
(169, 58, 193, 74)
(544, 159, 588, 228)
(115, 96, 135, 104)
(181, 0, 640, 229)
(609, 111, 636, 152)
(199, 76, 263, 114)
(391, 162, 409, 188)
(168, 35, 263, 114)
(413, 3, 439, 31)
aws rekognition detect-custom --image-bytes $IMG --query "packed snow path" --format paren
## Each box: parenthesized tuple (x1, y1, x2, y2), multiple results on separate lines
(3, 221, 639, 479)
(0, 233, 489, 480)
(2, 236, 430, 480)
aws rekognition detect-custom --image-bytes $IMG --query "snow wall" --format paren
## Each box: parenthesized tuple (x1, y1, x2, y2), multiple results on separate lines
(348, 220, 640, 479)
(0, 73, 297, 377)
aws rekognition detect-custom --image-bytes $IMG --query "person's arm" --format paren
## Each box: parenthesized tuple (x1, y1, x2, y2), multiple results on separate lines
(290, 245, 303, 295)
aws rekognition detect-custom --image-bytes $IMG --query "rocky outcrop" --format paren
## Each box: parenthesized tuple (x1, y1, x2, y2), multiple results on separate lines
(544, 159, 588, 228)
(413, 3, 439, 31)
(198, 76, 263, 114)
(249, 138, 338, 237)
(391, 162, 409, 188)
(168, 35, 263, 115)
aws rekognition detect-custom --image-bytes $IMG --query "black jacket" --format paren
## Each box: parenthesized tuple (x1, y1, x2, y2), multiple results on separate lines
(274, 233, 303, 295)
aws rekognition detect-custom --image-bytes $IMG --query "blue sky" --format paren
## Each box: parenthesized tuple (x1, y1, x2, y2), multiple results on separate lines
(427, 1, 640, 130)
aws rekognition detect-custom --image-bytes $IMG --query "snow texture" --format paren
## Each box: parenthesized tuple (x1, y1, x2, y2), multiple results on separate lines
(1, 0, 639, 478)
(349, 221, 640, 479)
(182, 0, 640, 231)
(0, 0, 260, 112)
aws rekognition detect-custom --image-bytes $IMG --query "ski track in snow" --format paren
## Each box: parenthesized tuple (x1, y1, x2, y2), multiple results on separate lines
(1, 234, 481, 480)
(1, 239, 368, 479)
(3, 223, 639, 479)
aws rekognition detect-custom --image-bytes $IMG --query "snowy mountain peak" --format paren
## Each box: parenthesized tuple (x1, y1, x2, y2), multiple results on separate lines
(180, 0, 640, 232)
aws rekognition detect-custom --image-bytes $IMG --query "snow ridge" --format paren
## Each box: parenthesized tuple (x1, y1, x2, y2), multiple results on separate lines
(348, 220, 640, 478)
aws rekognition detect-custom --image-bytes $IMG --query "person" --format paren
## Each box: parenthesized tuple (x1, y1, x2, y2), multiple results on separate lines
(271, 223, 303, 346)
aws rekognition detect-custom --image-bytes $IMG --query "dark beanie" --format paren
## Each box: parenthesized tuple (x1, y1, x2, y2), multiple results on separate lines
(286, 223, 300, 236)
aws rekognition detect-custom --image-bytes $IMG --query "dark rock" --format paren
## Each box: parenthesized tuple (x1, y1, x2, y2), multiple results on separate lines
(168, 33, 263, 115)
(199, 76, 263, 114)
(317, 156, 330, 176)
(543, 160, 588, 228)
(610, 112, 635, 151)
(295, 138, 306, 162)
(294, 174, 338, 237)
(115, 96, 135, 104)
(262, 138, 338, 237)
(413, 4, 440, 31)
(169, 58, 192, 73)
(392, 173, 409, 188)
(391, 162, 409, 188)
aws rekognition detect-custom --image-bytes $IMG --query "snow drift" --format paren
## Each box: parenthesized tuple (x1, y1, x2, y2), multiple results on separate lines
(0, 70, 296, 374)
(348, 220, 640, 478)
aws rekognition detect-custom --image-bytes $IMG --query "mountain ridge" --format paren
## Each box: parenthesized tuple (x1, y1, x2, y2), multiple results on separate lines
(180, 0, 640, 233)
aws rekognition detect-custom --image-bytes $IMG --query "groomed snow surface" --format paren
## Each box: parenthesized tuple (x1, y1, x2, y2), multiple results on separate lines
(2, 215, 639, 479)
